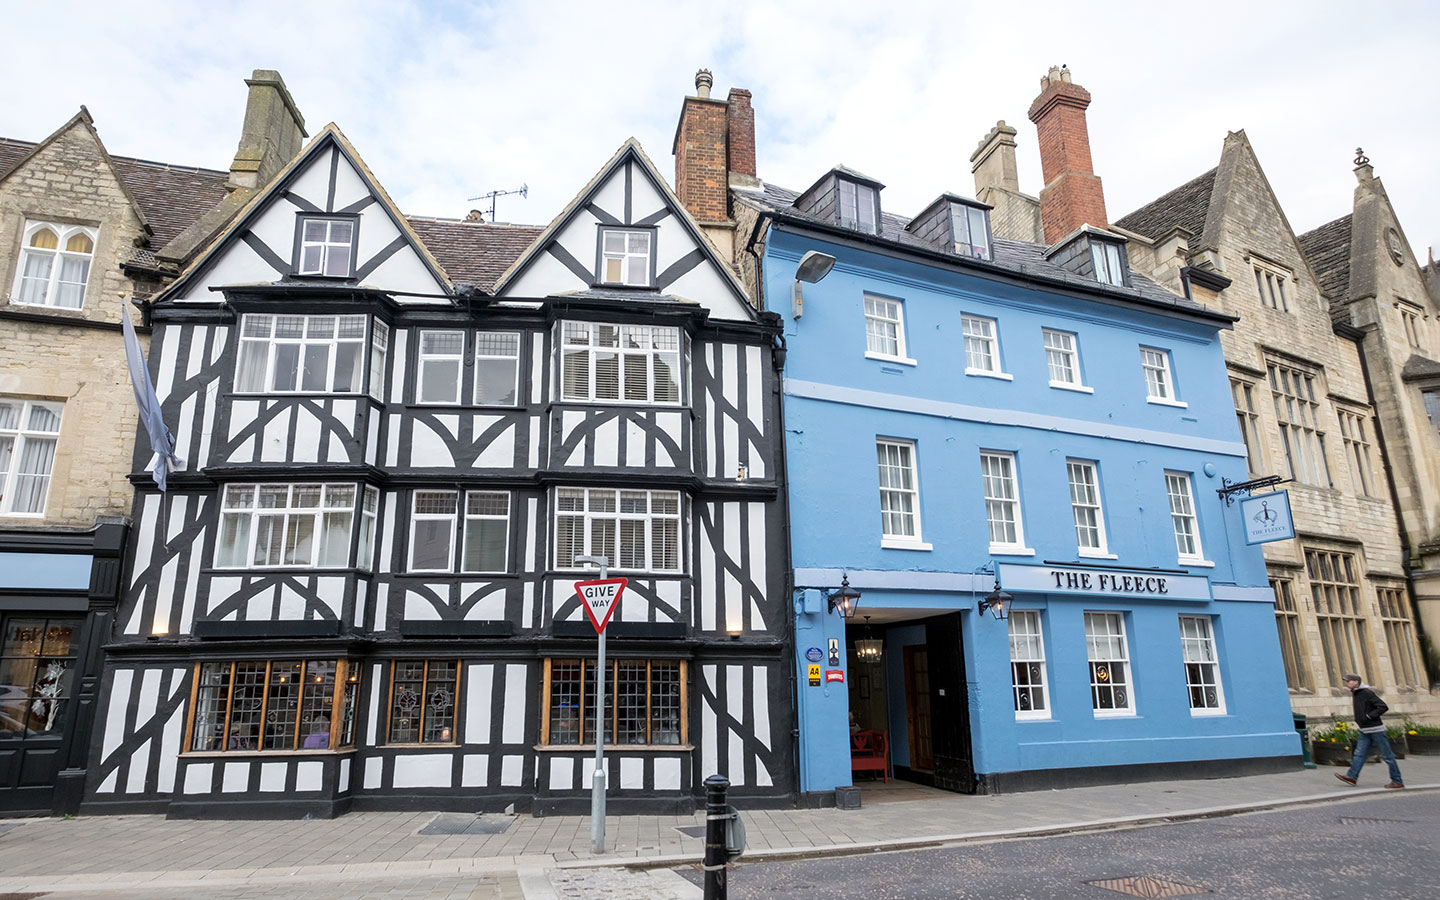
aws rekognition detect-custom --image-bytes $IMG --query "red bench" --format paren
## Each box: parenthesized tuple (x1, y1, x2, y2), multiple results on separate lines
(850, 729, 889, 783)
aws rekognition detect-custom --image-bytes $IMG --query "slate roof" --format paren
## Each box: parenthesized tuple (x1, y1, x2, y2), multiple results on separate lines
(406, 217, 543, 291)
(0, 136, 229, 249)
(739, 182, 1227, 322)
(1113, 168, 1217, 241)
(1296, 214, 1353, 304)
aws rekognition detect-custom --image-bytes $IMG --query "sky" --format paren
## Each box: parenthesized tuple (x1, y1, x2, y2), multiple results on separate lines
(4, 1, 1438, 263)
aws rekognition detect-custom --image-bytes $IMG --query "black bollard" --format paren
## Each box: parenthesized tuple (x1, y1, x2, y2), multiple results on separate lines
(703, 773, 730, 900)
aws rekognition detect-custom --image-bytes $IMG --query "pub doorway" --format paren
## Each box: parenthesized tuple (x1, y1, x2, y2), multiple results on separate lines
(846, 609, 973, 794)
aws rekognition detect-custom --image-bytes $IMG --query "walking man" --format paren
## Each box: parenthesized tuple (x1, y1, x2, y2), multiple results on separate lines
(1335, 674, 1404, 789)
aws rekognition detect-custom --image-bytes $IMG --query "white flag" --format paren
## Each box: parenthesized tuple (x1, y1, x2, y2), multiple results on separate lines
(121, 302, 183, 491)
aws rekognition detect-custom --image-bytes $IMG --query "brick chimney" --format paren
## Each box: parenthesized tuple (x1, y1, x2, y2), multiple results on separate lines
(229, 69, 308, 190)
(673, 69, 762, 226)
(1027, 65, 1108, 244)
(726, 88, 757, 182)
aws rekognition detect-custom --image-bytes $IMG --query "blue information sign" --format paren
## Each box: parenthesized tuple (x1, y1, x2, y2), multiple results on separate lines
(1241, 490, 1295, 544)
(804, 647, 823, 663)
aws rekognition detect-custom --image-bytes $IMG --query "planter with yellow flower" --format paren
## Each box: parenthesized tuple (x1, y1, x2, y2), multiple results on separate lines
(1402, 717, 1440, 755)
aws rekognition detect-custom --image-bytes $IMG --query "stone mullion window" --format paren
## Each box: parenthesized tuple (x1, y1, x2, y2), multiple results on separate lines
(1337, 408, 1375, 497)
(1376, 585, 1425, 688)
(1266, 362, 1332, 488)
(1230, 378, 1263, 475)
(1304, 548, 1377, 688)
(1270, 577, 1309, 691)
(11, 220, 96, 309)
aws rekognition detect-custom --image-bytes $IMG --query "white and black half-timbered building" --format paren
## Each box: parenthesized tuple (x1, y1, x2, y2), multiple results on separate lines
(82, 128, 792, 817)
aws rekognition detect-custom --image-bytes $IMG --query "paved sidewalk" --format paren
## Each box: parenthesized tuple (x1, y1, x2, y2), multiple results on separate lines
(0, 756, 1434, 899)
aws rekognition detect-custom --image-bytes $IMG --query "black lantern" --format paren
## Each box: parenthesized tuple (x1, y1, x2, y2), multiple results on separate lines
(827, 574, 861, 619)
(978, 581, 1012, 620)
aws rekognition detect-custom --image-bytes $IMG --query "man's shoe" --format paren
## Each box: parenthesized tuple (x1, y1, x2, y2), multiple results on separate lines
(1335, 773, 1357, 785)
(1384, 782, 1404, 789)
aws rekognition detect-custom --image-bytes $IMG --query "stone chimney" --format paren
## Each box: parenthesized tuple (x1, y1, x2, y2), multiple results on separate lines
(229, 69, 308, 190)
(971, 121, 1043, 243)
(1027, 65, 1108, 244)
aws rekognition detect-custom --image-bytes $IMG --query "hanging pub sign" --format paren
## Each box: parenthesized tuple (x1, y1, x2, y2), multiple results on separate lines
(1240, 490, 1295, 545)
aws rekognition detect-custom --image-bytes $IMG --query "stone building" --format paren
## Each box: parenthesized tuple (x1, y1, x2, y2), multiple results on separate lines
(0, 71, 307, 814)
(1113, 128, 1438, 724)
(1296, 152, 1440, 683)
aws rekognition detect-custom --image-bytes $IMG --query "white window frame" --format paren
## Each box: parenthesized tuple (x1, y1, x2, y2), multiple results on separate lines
(554, 487, 682, 573)
(559, 322, 683, 406)
(10, 220, 97, 309)
(474, 332, 521, 407)
(1043, 329, 1090, 392)
(416, 330, 465, 405)
(356, 486, 379, 572)
(962, 315, 1011, 380)
(216, 483, 360, 569)
(1140, 346, 1186, 407)
(1179, 615, 1226, 715)
(409, 490, 459, 573)
(876, 438, 930, 550)
(234, 314, 371, 395)
(951, 203, 992, 261)
(367, 320, 389, 402)
(296, 216, 356, 277)
(462, 490, 511, 574)
(1067, 459, 1112, 558)
(0, 398, 63, 516)
(980, 450, 1031, 555)
(1090, 239, 1125, 286)
(1165, 470, 1210, 566)
(863, 295, 913, 364)
(1008, 610, 1050, 720)
(1085, 611, 1135, 716)
(837, 180, 878, 234)
(598, 228, 653, 287)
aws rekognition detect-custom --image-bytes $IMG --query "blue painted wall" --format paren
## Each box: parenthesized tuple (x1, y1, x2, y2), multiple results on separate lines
(766, 224, 1299, 793)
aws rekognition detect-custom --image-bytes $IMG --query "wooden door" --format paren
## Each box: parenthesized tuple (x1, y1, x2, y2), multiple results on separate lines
(903, 645, 933, 772)
(0, 615, 83, 814)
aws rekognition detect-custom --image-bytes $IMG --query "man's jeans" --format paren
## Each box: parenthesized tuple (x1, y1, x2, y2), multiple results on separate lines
(1346, 730, 1404, 784)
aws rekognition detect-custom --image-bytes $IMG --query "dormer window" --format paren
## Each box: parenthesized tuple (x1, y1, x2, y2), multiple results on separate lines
(838, 180, 878, 234)
(950, 202, 992, 261)
(599, 228, 653, 287)
(1090, 237, 1126, 286)
(297, 216, 356, 277)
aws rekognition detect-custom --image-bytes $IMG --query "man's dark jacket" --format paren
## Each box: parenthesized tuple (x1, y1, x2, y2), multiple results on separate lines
(1352, 685, 1389, 730)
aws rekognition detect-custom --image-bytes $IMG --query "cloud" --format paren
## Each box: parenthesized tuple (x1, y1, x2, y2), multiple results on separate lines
(2, 0, 1437, 254)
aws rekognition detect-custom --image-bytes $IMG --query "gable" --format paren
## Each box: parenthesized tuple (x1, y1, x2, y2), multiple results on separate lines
(162, 129, 449, 304)
(496, 142, 754, 321)
(0, 114, 150, 238)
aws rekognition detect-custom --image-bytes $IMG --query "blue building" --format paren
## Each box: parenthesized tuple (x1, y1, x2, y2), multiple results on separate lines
(724, 73, 1301, 799)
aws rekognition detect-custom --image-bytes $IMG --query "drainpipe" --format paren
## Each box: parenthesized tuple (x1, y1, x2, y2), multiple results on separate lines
(1339, 322, 1437, 682)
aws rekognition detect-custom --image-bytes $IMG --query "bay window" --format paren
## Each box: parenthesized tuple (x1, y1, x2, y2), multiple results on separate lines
(189, 659, 358, 752)
(555, 487, 681, 571)
(560, 322, 681, 404)
(234, 314, 382, 394)
(216, 483, 373, 569)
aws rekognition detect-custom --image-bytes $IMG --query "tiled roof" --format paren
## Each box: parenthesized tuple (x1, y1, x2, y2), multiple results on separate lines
(0, 136, 229, 250)
(1297, 214, 1353, 304)
(406, 217, 543, 291)
(1113, 168, 1217, 241)
(740, 182, 1224, 321)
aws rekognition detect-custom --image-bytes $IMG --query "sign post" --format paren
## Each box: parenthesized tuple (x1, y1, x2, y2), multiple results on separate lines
(573, 556, 626, 855)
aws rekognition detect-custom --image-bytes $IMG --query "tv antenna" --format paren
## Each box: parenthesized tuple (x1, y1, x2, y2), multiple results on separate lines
(467, 184, 528, 222)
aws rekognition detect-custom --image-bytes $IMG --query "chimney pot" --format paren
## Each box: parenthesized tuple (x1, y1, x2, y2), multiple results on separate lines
(695, 68, 713, 99)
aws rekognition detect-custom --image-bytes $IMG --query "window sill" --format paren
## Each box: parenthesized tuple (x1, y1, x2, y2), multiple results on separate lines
(1189, 709, 1227, 718)
(865, 351, 917, 367)
(1077, 549, 1118, 560)
(881, 538, 933, 551)
(1092, 710, 1137, 719)
(1015, 713, 1052, 722)
(965, 368, 1014, 381)
(1146, 397, 1189, 409)
(535, 743, 693, 753)
(230, 391, 368, 399)
(208, 566, 363, 575)
(6, 299, 87, 313)
(1178, 557, 1215, 568)
(1050, 381, 1094, 394)
(381, 742, 460, 749)
(180, 748, 356, 758)
(989, 545, 1035, 557)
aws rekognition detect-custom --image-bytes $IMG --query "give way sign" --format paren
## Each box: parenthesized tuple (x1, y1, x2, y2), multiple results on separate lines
(574, 578, 627, 633)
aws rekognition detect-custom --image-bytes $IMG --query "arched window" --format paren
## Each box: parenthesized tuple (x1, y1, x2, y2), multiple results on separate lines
(12, 220, 96, 309)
